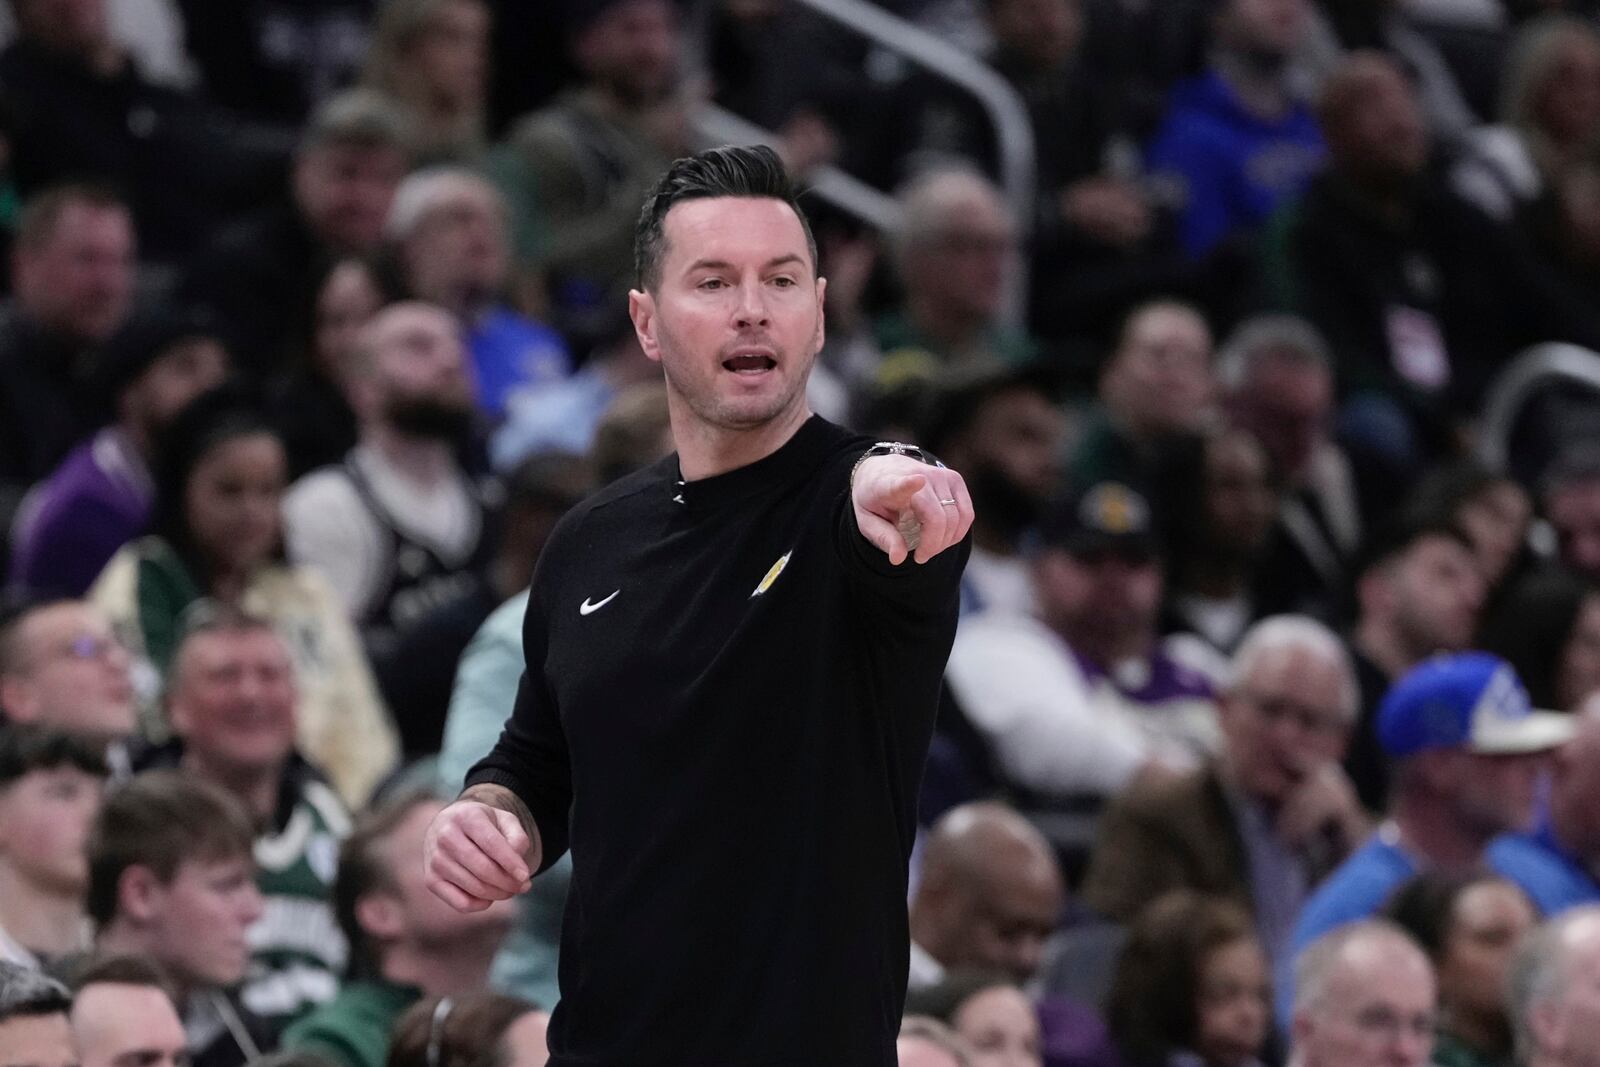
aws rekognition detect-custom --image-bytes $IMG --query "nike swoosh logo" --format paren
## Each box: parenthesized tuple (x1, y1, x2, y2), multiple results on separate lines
(579, 590, 621, 616)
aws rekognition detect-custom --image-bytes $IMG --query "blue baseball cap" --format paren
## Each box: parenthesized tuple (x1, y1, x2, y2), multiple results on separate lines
(1377, 652, 1577, 758)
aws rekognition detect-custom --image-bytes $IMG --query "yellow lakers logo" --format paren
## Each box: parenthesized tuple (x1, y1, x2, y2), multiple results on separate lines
(751, 551, 793, 597)
(1081, 483, 1146, 534)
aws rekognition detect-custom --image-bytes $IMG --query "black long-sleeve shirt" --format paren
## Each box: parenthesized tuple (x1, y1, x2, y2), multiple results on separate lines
(467, 416, 967, 1067)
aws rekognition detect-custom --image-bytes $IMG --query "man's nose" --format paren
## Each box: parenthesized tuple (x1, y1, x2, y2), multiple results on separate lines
(240, 884, 266, 924)
(1391, 1028, 1430, 1067)
(733, 283, 770, 329)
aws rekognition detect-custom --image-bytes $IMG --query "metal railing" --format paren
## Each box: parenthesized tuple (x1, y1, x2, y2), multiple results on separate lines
(691, 0, 1036, 330)
(1476, 343, 1600, 472)
(692, 104, 905, 235)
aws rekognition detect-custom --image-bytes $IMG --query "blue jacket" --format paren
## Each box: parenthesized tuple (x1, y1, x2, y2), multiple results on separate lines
(468, 307, 570, 420)
(1489, 819, 1600, 917)
(1147, 70, 1324, 259)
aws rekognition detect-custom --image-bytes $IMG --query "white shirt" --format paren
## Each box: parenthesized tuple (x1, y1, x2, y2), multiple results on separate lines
(961, 546, 1036, 617)
(945, 612, 1219, 799)
(907, 940, 947, 992)
(283, 444, 481, 620)
(0, 924, 38, 969)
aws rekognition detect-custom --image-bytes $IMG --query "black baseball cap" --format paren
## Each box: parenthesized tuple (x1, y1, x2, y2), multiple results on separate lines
(94, 304, 224, 397)
(1038, 481, 1160, 559)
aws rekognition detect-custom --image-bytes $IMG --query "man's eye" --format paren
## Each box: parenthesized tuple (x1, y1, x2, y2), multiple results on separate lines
(772, 276, 796, 288)
(698, 278, 724, 290)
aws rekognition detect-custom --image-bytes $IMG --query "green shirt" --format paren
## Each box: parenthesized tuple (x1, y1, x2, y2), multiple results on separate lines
(282, 978, 420, 1067)
(871, 310, 1038, 387)
(246, 773, 352, 1029)
(1432, 1031, 1511, 1067)
(1066, 407, 1157, 492)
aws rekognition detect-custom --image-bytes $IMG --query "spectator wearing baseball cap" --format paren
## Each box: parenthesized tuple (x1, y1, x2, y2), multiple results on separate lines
(181, 89, 414, 377)
(944, 480, 1220, 809)
(8, 304, 229, 598)
(1488, 699, 1600, 917)
(1281, 652, 1573, 1022)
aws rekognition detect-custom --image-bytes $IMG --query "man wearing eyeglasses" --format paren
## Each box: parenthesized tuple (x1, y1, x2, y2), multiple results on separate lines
(1288, 920, 1436, 1067)
(1282, 651, 1576, 1029)
(1082, 615, 1367, 972)
(945, 480, 1219, 807)
(0, 600, 136, 742)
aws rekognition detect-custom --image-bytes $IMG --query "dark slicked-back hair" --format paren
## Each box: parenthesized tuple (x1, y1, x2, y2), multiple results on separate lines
(633, 144, 817, 292)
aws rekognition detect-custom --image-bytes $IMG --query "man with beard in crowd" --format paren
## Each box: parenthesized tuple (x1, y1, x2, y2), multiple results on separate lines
(923, 366, 1066, 616)
(497, 0, 689, 350)
(1344, 516, 1484, 810)
(283, 302, 491, 668)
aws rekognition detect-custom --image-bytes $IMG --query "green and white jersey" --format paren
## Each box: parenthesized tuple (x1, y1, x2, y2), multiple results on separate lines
(243, 771, 351, 1029)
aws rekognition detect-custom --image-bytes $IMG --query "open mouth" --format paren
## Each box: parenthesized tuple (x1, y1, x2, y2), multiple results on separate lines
(722, 352, 777, 375)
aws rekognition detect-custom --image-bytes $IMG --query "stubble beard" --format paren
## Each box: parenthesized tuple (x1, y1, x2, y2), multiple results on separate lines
(666, 365, 808, 432)
(656, 329, 817, 434)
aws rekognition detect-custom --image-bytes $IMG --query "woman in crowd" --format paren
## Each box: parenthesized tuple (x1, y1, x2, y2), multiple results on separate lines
(388, 992, 549, 1067)
(905, 971, 1043, 1067)
(1453, 14, 1600, 221)
(361, 0, 491, 162)
(270, 256, 389, 480)
(1105, 892, 1271, 1067)
(1478, 568, 1600, 711)
(1384, 872, 1538, 1067)
(90, 385, 398, 805)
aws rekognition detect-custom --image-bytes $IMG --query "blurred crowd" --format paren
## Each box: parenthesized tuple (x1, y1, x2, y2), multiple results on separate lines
(4, 0, 1600, 1065)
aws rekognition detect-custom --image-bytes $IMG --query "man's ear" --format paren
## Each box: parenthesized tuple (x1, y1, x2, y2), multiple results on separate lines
(1215, 689, 1246, 733)
(1530, 998, 1563, 1059)
(1289, 1012, 1315, 1055)
(356, 892, 405, 942)
(166, 691, 191, 738)
(118, 864, 164, 924)
(1356, 567, 1391, 617)
(0, 676, 36, 723)
(1412, 750, 1459, 793)
(813, 275, 827, 354)
(349, 370, 382, 425)
(629, 289, 663, 364)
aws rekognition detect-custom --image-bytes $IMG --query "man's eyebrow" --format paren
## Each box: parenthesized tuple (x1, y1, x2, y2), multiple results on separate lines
(683, 254, 807, 273)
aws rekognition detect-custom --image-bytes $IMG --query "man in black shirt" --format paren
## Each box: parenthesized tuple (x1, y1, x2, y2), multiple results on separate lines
(424, 145, 974, 1066)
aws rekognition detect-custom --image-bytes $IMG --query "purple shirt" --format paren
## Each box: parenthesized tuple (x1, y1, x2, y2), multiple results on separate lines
(9, 427, 151, 596)
(1040, 995, 1121, 1067)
